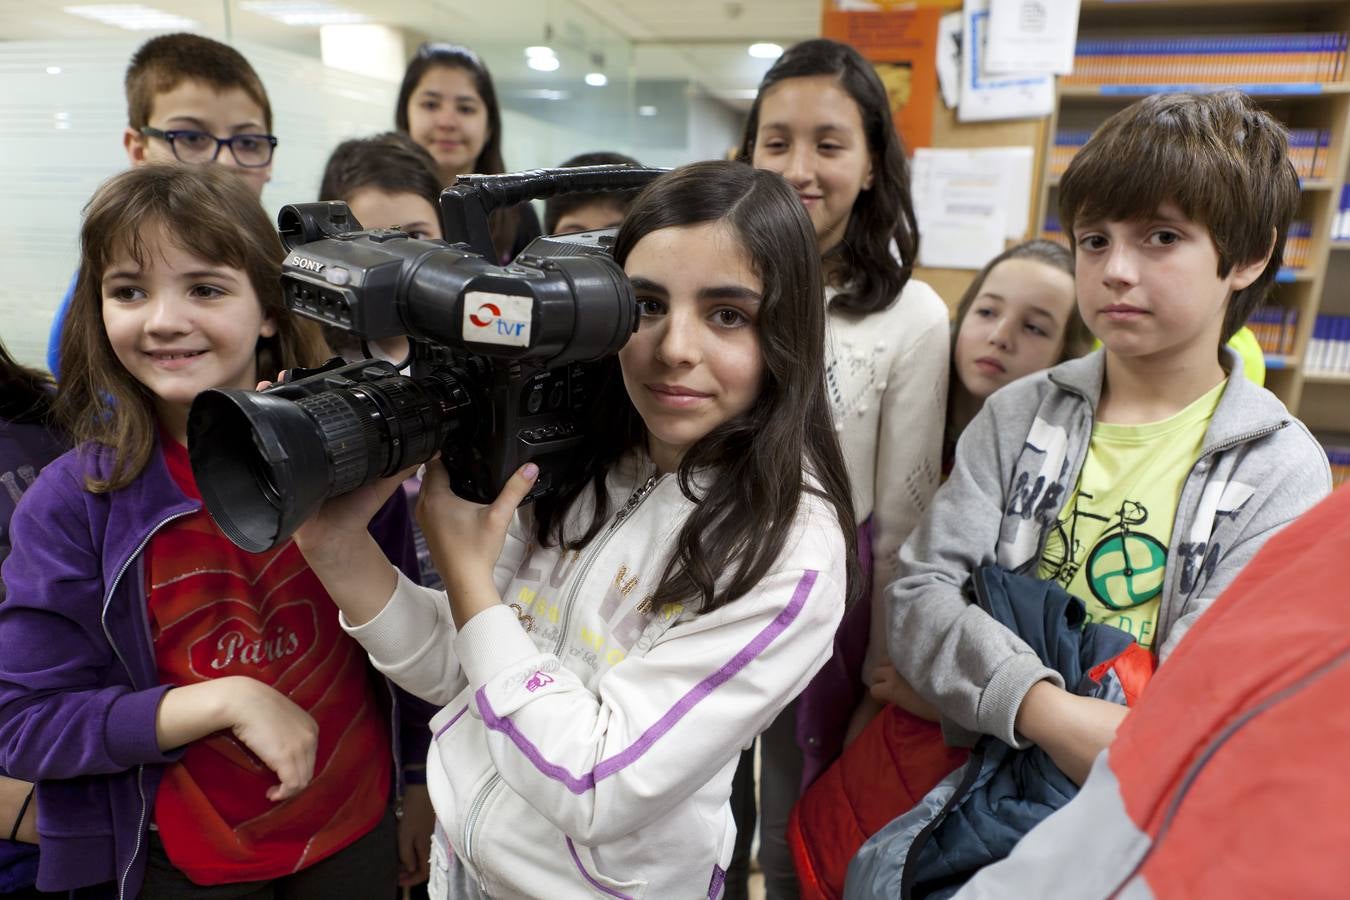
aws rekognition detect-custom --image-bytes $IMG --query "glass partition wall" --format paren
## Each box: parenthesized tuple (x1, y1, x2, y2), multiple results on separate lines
(0, 0, 757, 366)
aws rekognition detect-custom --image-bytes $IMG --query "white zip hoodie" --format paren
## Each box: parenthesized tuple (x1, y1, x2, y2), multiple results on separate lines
(343, 453, 846, 899)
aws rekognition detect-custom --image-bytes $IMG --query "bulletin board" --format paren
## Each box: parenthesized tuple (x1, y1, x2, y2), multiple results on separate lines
(820, 0, 1048, 313)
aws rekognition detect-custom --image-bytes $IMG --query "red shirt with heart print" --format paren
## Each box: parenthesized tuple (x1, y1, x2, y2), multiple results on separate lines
(145, 436, 390, 884)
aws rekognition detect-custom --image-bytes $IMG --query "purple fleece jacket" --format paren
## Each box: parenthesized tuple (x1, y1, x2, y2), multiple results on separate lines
(0, 437, 429, 898)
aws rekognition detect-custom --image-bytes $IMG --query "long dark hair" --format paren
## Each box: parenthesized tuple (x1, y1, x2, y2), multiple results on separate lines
(737, 38, 918, 315)
(0, 340, 55, 426)
(395, 42, 519, 257)
(55, 165, 328, 492)
(533, 161, 859, 614)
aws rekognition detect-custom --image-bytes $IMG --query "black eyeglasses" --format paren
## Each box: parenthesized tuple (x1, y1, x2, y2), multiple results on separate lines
(139, 126, 278, 167)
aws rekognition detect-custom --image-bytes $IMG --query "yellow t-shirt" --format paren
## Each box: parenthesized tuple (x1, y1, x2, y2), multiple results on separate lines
(1037, 380, 1226, 651)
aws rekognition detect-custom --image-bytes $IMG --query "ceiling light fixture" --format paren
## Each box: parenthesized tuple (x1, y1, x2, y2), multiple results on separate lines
(638, 105, 658, 117)
(525, 46, 555, 59)
(528, 54, 560, 72)
(748, 42, 783, 59)
(238, 1, 366, 27)
(518, 88, 570, 101)
(63, 4, 201, 31)
(584, 72, 607, 87)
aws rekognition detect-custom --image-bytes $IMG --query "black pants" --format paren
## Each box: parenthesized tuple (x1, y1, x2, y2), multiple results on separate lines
(722, 744, 757, 900)
(136, 807, 398, 900)
(0, 887, 63, 899)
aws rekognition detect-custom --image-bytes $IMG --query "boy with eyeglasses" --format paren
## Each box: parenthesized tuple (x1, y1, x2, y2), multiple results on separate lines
(122, 32, 277, 197)
(46, 33, 279, 375)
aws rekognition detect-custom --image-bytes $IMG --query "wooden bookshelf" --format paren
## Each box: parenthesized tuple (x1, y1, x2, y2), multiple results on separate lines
(1035, 0, 1350, 426)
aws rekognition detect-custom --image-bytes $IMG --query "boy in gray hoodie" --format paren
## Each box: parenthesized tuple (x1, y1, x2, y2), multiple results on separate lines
(883, 91, 1331, 785)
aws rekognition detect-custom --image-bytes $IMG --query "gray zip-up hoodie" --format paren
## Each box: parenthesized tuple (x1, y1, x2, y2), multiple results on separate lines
(887, 348, 1331, 751)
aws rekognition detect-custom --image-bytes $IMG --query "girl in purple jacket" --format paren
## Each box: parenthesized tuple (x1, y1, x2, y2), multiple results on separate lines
(0, 165, 430, 899)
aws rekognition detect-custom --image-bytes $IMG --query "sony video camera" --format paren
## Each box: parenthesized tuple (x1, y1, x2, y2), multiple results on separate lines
(186, 165, 664, 553)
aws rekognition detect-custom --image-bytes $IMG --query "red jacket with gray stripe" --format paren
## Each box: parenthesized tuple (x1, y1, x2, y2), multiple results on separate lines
(954, 485, 1350, 899)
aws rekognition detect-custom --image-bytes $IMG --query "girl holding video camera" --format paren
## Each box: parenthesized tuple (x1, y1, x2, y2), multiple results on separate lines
(288, 160, 857, 899)
(732, 38, 951, 897)
(0, 164, 433, 898)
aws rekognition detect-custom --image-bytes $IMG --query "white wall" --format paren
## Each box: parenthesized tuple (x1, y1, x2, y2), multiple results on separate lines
(0, 38, 743, 369)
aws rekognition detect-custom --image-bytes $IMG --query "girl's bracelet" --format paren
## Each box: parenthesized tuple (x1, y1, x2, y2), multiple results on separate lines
(8, 785, 34, 842)
(508, 602, 535, 632)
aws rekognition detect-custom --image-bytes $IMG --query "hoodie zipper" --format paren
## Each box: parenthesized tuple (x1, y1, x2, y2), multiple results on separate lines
(461, 773, 505, 890)
(459, 473, 661, 885)
(551, 473, 661, 658)
(104, 509, 194, 900)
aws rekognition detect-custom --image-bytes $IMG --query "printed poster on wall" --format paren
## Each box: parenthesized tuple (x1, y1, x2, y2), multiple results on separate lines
(986, 0, 1082, 74)
(822, 5, 944, 151)
(959, 0, 1055, 122)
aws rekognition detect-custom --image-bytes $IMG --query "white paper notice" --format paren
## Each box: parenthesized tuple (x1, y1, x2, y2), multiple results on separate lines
(912, 146, 1036, 269)
(959, 0, 1055, 122)
(986, 0, 1082, 75)
(918, 215, 1006, 270)
(937, 11, 963, 109)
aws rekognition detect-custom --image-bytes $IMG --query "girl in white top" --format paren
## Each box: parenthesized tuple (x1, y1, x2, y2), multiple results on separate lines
(734, 38, 951, 898)
(291, 161, 858, 899)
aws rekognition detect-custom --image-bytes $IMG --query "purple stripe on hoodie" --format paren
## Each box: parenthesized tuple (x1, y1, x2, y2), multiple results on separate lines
(708, 864, 726, 899)
(476, 570, 819, 794)
(434, 705, 468, 739)
(565, 837, 634, 899)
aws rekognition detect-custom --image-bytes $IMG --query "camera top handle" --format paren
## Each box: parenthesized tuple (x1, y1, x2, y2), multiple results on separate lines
(439, 164, 667, 259)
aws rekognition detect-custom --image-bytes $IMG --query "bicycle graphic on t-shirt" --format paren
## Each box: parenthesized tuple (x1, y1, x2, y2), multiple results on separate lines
(1043, 495, 1168, 610)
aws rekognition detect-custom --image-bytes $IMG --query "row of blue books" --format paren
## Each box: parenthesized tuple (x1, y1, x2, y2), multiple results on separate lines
(1053, 128, 1330, 181)
(1324, 442, 1350, 489)
(1307, 316, 1350, 375)
(1064, 32, 1348, 86)
(1248, 306, 1299, 358)
(1335, 186, 1350, 243)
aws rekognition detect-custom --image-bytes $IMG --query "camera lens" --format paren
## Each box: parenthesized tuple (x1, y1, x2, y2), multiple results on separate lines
(188, 365, 473, 552)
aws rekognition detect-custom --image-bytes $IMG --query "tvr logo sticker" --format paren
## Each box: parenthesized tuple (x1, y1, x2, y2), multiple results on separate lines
(463, 291, 532, 348)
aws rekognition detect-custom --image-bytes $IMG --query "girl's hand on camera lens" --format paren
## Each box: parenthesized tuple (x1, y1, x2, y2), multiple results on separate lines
(292, 465, 422, 569)
(417, 461, 538, 607)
